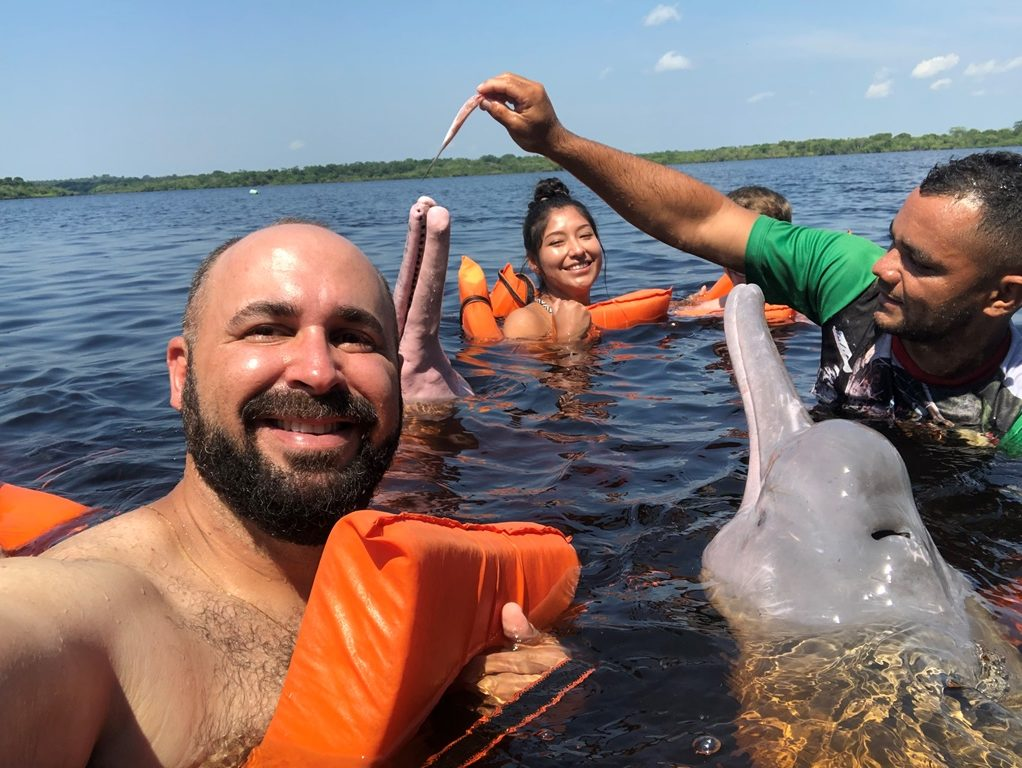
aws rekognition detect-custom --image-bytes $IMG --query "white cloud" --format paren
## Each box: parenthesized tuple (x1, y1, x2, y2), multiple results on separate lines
(654, 51, 692, 72)
(644, 4, 680, 26)
(865, 80, 893, 99)
(289, 140, 305, 151)
(930, 78, 952, 90)
(599, 67, 614, 80)
(746, 91, 774, 103)
(911, 53, 959, 79)
(964, 56, 1022, 77)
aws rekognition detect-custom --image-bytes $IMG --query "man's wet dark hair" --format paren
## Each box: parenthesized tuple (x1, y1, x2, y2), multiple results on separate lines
(919, 151, 1022, 272)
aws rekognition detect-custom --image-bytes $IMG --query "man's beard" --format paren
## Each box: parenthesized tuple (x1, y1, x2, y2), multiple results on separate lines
(180, 369, 401, 545)
(875, 293, 975, 343)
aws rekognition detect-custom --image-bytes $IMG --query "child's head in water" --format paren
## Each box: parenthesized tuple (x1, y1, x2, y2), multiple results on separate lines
(724, 186, 792, 285)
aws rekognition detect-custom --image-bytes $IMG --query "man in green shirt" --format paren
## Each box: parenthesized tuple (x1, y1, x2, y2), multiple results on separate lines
(476, 73, 1022, 452)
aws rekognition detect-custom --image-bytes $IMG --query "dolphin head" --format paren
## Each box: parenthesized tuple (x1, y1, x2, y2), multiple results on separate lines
(702, 284, 969, 634)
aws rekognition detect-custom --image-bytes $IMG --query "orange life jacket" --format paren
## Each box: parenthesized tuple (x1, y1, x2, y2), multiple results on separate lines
(489, 262, 535, 318)
(0, 482, 90, 552)
(587, 288, 675, 329)
(1, 483, 580, 764)
(458, 256, 503, 342)
(459, 256, 672, 341)
(246, 509, 579, 766)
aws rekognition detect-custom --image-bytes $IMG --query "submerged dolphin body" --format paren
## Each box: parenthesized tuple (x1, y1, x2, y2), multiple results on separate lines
(394, 196, 473, 405)
(702, 284, 1022, 767)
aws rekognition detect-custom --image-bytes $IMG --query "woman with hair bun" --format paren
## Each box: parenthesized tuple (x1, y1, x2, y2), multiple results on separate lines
(502, 178, 603, 342)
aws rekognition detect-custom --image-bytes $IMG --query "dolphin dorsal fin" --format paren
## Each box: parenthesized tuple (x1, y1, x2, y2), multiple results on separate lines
(723, 284, 813, 508)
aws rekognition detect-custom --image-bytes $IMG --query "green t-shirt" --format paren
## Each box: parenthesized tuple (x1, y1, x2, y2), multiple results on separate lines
(740, 216, 1022, 453)
(744, 217, 883, 325)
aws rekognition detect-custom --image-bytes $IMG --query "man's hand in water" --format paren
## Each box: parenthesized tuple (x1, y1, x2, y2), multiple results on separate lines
(459, 602, 569, 711)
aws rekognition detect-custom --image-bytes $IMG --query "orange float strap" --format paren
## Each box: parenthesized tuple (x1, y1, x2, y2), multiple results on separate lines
(0, 482, 90, 552)
(422, 656, 595, 767)
(246, 509, 580, 767)
(489, 263, 535, 319)
(459, 256, 672, 340)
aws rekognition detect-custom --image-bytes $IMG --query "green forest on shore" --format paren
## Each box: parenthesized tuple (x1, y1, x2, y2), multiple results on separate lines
(4, 122, 1021, 201)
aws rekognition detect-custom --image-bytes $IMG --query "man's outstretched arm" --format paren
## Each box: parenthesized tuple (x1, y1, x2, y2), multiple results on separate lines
(477, 72, 757, 273)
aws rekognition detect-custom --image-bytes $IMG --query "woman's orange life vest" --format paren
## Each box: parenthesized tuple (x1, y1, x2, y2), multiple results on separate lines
(489, 262, 535, 318)
(459, 256, 672, 341)
(458, 256, 503, 342)
(701, 272, 735, 301)
(0, 482, 89, 552)
(675, 272, 798, 326)
(587, 288, 675, 329)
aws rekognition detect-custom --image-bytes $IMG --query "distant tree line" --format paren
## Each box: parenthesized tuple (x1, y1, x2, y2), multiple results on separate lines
(643, 122, 1022, 165)
(4, 122, 1021, 201)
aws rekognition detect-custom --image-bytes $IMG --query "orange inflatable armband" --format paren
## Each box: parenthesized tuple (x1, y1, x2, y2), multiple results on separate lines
(459, 256, 503, 342)
(700, 272, 734, 301)
(0, 482, 89, 552)
(677, 272, 798, 327)
(246, 509, 580, 767)
(762, 304, 798, 326)
(587, 287, 673, 330)
(489, 263, 534, 319)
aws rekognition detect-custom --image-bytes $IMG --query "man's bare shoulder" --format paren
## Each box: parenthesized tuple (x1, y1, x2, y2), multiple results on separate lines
(43, 502, 165, 561)
(0, 516, 222, 766)
(5, 532, 148, 586)
(1, 505, 194, 696)
(0, 544, 175, 647)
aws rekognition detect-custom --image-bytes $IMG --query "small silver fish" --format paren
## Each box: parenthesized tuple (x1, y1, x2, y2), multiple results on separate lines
(423, 94, 483, 178)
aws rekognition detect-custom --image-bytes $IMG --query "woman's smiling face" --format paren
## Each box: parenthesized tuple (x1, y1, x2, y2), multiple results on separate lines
(532, 206, 603, 303)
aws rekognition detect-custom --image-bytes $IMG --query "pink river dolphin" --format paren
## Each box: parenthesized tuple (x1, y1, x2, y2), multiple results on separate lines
(702, 283, 1022, 767)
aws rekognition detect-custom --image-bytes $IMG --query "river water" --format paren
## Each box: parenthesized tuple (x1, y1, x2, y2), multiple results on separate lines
(3, 149, 1022, 765)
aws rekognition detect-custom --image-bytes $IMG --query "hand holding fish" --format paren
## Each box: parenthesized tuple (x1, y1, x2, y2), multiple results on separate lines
(476, 72, 568, 156)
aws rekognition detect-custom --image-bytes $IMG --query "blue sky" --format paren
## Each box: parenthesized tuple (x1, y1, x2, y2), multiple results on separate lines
(5, 1, 1021, 180)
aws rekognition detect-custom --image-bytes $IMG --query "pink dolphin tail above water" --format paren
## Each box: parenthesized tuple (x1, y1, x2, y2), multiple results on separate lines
(424, 94, 483, 178)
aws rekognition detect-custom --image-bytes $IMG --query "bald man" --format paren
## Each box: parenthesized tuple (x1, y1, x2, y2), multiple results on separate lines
(0, 221, 561, 766)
